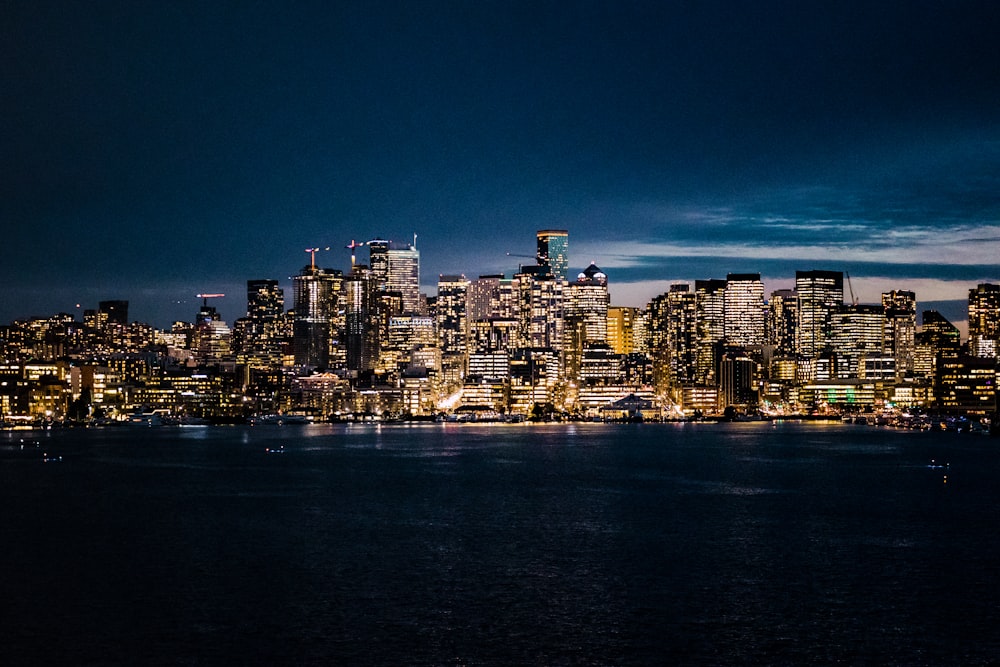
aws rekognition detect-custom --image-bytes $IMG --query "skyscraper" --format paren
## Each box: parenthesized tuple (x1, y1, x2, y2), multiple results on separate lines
(343, 265, 378, 372)
(437, 275, 470, 356)
(293, 265, 342, 368)
(98, 300, 128, 326)
(536, 230, 569, 281)
(767, 289, 797, 356)
(369, 238, 421, 314)
(723, 273, 765, 347)
(795, 270, 844, 358)
(882, 290, 916, 377)
(236, 279, 286, 368)
(968, 283, 1000, 359)
(695, 279, 726, 385)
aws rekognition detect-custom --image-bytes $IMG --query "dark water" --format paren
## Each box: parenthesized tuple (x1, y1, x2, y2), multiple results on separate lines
(2, 422, 999, 665)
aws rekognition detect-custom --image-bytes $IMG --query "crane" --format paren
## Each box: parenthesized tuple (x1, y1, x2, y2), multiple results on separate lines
(845, 272, 859, 306)
(305, 246, 331, 270)
(346, 239, 365, 268)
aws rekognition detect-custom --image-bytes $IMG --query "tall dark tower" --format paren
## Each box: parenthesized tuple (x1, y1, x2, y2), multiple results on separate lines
(536, 229, 568, 281)
(292, 265, 341, 369)
(98, 300, 128, 325)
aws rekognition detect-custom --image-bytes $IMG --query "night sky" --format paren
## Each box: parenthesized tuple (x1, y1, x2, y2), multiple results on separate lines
(3, 1, 998, 330)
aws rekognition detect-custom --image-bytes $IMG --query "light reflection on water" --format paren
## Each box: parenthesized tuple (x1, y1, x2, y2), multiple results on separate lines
(1, 421, 997, 665)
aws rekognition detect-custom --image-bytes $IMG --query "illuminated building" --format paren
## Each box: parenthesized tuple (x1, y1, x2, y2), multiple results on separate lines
(719, 353, 758, 408)
(234, 279, 286, 369)
(882, 290, 916, 377)
(665, 285, 697, 386)
(936, 355, 997, 415)
(343, 265, 378, 372)
(536, 229, 569, 281)
(795, 270, 843, 358)
(508, 347, 558, 414)
(470, 318, 520, 354)
(293, 265, 342, 369)
(191, 297, 231, 364)
(566, 263, 609, 344)
(724, 273, 765, 347)
(916, 310, 961, 383)
(767, 289, 797, 356)
(695, 279, 726, 385)
(437, 275, 470, 356)
(607, 307, 638, 355)
(831, 304, 885, 379)
(467, 275, 503, 323)
(564, 263, 609, 381)
(968, 283, 1000, 359)
(368, 238, 421, 314)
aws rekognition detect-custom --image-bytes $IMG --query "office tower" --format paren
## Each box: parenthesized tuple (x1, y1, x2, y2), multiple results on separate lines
(719, 353, 758, 408)
(293, 264, 342, 369)
(695, 279, 727, 385)
(882, 290, 916, 377)
(98, 300, 129, 326)
(387, 243, 421, 314)
(767, 289, 797, 356)
(566, 263, 609, 345)
(724, 273, 765, 347)
(536, 229, 569, 281)
(667, 285, 697, 386)
(467, 275, 504, 323)
(437, 275, 470, 356)
(367, 239, 390, 288)
(607, 307, 638, 355)
(968, 283, 1000, 358)
(522, 270, 565, 351)
(191, 296, 231, 363)
(564, 263, 609, 381)
(831, 304, 885, 378)
(343, 265, 378, 372)
(369, 238, 421, 314)
(235, 279, 285, 368)
(795, 270, 844, 358)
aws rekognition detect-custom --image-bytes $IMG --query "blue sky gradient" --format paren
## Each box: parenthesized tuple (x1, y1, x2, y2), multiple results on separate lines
(2, 1, 997, 330)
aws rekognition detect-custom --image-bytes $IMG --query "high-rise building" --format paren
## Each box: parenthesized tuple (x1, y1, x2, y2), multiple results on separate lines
(724, 273, 765, 347)
(369, 238, 421, 314)
(607, 307, 638, 355)
(293, 265, 342, 369)
(831, 304, 885, 379)
(566, 263, 609, 345)
(695, 279, 727, 385)
(437, 275, 470, 356)
(882, 290, 916, 377)
(536, 229, 569, 281)
(968, 283, 1000, 359)
(235, 279, 286, 369)
(564, 263, 609, 381)
(467, 275, 504, 323)
(666, 285, 697, 386)
(767, 289, 797, 356)
(98, 300, 129, 326)
(343, 265, 378, 372)
(191, 297, 231, 363)
(795, 270, 844, 358)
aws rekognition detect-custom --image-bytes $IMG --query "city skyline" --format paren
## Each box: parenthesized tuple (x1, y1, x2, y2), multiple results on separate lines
(3, 2, 998, 327)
